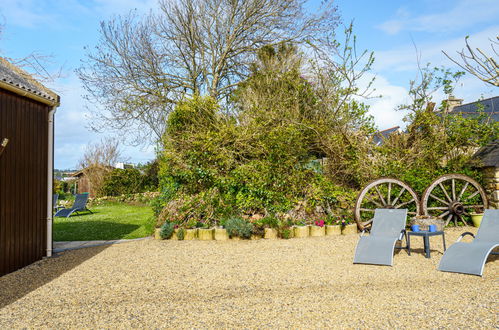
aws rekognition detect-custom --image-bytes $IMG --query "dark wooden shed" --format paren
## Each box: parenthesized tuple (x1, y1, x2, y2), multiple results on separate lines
(0, 57, 59, 276)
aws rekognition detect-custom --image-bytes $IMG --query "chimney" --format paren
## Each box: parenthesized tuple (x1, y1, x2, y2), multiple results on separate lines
(446, 95, 463, 113)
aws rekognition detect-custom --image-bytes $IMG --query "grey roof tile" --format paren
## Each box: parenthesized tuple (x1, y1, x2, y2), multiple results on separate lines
(0, 57, 59, 103)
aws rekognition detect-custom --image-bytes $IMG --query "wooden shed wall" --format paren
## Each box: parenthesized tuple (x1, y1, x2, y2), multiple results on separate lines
(0, 88, 49, 276)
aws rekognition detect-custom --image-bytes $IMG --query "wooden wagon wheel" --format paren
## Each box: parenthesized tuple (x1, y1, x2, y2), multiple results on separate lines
(421, 174, 488, 227)
(354, 178, 420, 230)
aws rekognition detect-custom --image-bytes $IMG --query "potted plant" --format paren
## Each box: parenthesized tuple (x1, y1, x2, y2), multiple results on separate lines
(293, 219, 310, 238)
(341, 216, 358, 235)
(469, 206, 485, 227)
(197, 220, 214, 240)
(325, 216, 341, 236)
(182, 219, 198, 240)
(310, 218, 325, 237)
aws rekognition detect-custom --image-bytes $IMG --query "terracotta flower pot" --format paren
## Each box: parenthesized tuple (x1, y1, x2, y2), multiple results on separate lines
(341, 224, 358, 235)
(326, 225, 341, 236)
(293, 225, 310, 238)
(198, 228, 214, 240)
(264, 228, 278, 239)
(470, 213, 483, 227)
(214, 228, 229, 241)
(183, 228, 197, 240)
(310, 225, 325, 237)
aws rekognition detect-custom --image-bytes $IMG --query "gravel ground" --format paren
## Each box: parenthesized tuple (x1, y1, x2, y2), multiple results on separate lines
(0, 227, 497, 328)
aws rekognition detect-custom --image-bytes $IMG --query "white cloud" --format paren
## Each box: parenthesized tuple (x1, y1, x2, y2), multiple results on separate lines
(0, 0, 56, 28)
(377, 0, 499, 35)
(373, 26, 499, 73)
(358, 74, 409, 130)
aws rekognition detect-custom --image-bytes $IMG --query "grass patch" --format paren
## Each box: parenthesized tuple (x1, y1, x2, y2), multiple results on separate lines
(54, 202, 155, 241)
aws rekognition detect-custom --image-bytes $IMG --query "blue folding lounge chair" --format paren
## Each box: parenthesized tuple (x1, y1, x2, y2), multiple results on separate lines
(54, 193, 92, 218)
(353, 209, 408, 266)
(438, 209, 499, 276)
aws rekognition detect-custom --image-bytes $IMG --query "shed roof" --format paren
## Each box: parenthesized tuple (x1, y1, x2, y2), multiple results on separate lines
(0, 57, 59, 106)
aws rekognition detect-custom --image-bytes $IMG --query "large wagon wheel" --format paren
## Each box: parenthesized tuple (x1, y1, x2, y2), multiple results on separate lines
(421, 174, 488, 227)
(354, 178, 420, 230)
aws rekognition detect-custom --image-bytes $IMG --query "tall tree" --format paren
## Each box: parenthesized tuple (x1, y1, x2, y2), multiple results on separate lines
(77, 0, 339, 143)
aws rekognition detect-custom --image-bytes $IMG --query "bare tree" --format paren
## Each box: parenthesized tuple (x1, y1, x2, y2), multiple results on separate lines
(79, 138, 123, 196)
(443, 35, 499, 87)
(77, 0, 339, 144)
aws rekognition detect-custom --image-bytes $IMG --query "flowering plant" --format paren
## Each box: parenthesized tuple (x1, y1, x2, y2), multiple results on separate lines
(314, 219, 325, 227)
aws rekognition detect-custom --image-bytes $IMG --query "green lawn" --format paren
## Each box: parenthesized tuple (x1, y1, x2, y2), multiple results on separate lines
(54, 202, 155, 241)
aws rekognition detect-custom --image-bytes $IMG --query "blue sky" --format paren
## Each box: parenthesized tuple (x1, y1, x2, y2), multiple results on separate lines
(1, 0, 497, 169)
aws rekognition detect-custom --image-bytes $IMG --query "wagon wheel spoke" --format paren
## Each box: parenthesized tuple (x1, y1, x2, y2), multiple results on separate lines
(375, 185, 387, 206)
(407, 211, 417, 215)
(387, 182, 391, 205)
(452, 179, 456, 201)
(457, 182, 469, 201)
(463, 190, 480, 201)
(366, 195, 383, 208)
(361, 219, 373, 227)
(429, 194, 448, 206)
(439, 210, 450, 219)
(463, 204, 485, 209)
(360, 208, 375, 212)
(457, 214, 468, 226)
(395, 199, 415, 209)
(391, 187, 406, 206)
(427, 207, 448, 210)
(439, 183, 453, 203)
(445, 214, 453, 226)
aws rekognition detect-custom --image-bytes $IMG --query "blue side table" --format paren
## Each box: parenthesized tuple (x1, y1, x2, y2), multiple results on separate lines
(407, 230, 446, 258)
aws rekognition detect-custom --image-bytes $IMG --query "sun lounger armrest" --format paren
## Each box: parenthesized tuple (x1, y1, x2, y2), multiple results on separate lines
(398, 229, 406, 241)
(456, 232, 475, 242)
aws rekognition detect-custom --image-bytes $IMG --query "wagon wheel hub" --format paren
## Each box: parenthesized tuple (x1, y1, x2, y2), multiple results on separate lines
(450, 202, 465, 215)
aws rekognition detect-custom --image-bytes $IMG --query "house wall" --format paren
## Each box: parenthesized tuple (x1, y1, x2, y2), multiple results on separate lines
(482, 167, 499, 209)
(0, 89, 49, 276)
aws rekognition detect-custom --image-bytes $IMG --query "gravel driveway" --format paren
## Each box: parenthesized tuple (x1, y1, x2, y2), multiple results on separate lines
(0, 227, 497, 328)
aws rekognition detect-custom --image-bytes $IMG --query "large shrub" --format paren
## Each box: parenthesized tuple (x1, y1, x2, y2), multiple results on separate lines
(157, 43, 372, 223)
(100, 168, 145, 196)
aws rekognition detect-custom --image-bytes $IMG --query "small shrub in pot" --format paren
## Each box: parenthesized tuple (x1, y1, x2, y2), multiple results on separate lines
(225, 217, 253, 239)
(160, 222, 175, 239)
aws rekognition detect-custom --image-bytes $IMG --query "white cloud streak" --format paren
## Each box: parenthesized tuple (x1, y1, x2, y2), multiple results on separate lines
(377, 0, 499, 35)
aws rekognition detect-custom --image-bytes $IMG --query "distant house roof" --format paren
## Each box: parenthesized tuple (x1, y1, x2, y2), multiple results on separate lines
(449, 96, 499, 122)
(373, 126, 400, 145)
(0, 57, 59, 106)
(473, 140, 499, 168)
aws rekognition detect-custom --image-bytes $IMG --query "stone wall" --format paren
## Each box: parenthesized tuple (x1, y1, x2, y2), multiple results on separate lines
(482, 167, 499, 209)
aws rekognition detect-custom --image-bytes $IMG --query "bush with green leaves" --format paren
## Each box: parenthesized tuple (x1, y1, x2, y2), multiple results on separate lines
(100, 168, 146, 196)
(224, 217, 253, 239)
(159, 222, 175, 239)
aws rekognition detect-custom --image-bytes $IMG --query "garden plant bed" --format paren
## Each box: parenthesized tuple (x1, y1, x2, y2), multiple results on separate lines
(156, 224, 357, 241)
(0, 227, 496, 328)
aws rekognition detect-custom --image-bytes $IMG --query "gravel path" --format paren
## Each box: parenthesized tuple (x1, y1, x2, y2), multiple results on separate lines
(0, 227, 497, 328)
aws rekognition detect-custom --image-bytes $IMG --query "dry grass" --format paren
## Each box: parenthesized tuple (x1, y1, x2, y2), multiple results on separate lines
(0, 227, 497, 328)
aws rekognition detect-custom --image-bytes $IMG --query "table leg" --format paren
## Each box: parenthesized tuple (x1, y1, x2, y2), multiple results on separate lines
(442, 232, 446, 251)
(424, 235, 430, 258)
